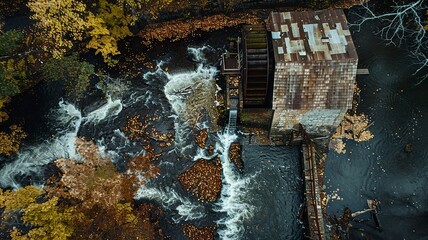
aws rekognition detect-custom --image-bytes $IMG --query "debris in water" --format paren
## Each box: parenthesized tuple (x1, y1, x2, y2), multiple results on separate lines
(404, 143, 413, 153)
(194, 128, 208, 149)
(178, 158, 222, 202)
(207, 144, 215, 156)
(330, 113, 374, 154)
(229, 143, 244, 172)
(183, 224, 216, 240)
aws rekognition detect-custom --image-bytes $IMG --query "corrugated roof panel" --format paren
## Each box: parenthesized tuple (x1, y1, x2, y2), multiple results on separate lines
(281, 24, 289, 33)
(267, 9, 358, 62)
(272, 31, 281, 39)
(283, 12, 291, 20)
(291, 23, 300, 38)
(328, 29, 341, 44)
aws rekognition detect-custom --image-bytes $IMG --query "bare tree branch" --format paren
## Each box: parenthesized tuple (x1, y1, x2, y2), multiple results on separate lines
(350, 0, 428, 85)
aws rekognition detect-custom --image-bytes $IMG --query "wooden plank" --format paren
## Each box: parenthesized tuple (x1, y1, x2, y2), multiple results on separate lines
(357, 68, 370, 75)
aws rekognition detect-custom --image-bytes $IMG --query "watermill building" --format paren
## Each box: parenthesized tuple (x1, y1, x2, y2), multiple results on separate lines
(221, 8, 358, 142)
(268, 9, 358, 138)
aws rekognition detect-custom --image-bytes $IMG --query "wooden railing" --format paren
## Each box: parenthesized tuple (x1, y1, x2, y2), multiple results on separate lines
(302, 135, 326, 240)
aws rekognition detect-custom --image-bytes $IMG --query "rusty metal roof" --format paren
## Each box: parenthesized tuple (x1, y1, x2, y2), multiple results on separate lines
(267, 9, 358, 62)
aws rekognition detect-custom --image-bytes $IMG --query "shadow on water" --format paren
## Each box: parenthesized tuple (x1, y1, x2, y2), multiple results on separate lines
(325, 8, 428, 240)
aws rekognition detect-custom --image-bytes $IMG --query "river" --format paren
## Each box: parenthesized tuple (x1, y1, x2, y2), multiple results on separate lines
(1, 7, 427, 240)
(324, 9, 428, 240)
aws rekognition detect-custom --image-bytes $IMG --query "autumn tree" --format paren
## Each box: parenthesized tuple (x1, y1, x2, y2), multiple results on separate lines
(118, 0, 174, 20)
(42, 53, 95, 100)
(0, 186, 77, 240)
(44, 138, 161, 239)
(11, 197, 77, 240)
(0, 124, 168, 238)
(0, 65, 20, 98)
(0, 0, 27, 18)
(71, 202, 158, 240)
(0, 30, 24, 57)
(0, 96, 10, 123)
(0, 125, 27, 156)
(27, 0, 87, 58)
(45, 138, 124, 208)
(0, 30, 25, 98)
(0, 186, 43, 211)
(0, 30, 32, 157)
(86, 0, 133, 65)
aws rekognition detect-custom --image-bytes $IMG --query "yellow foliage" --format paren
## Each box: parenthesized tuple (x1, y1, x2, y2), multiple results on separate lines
(116, 202, 138, 224)
(27, 0, 87, 58)
(118, 0, 174, 20)
(0, 125, 27, 156)
(0, 96, 10, 123)
(86, 0, 132, 65)
(19, 197, 76, 240)
(0, 186, 43, 211)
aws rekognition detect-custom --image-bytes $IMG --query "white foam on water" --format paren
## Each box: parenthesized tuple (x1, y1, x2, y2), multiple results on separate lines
(163, 46, 218, 154)
(135, 185, 206, 222)
(84, 95, 123, 124)
(193, 147, 214, 161)
(0, 96, 124, 188)
(214, 132, 256, 240)
(126, 91, 154, 108)
(187, 45, 212, 63)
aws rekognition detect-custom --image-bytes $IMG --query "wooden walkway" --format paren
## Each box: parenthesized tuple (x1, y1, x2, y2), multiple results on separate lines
(302, 140, 326, 240)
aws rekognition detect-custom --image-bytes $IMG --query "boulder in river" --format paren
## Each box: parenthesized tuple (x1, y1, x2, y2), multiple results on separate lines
(178, 158, 222, 202)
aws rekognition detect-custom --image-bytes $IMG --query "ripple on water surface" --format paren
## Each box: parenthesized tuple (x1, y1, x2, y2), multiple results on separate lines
(242, 145, 304, 240)
(325, 14, 428, 239)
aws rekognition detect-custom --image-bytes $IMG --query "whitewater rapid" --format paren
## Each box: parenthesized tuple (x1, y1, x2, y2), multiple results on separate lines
(1, 44, 258, 239)
(135, 185, 206, 222)
(164, 46, 257, 238)
(0, 96, 123, 188)
(214, 132, 256, 240)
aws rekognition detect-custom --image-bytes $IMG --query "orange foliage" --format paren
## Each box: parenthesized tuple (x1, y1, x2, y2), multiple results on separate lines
(122, 152, 160, 202)
(41, 137, 164, 239)
(139, 13, 263, 47)
(123, 114, 174, 150)
(72, 203, 162, 240)
(48, 138, 123, 208)
(183, 224, 216, 240)
(178, 158, 222, 202)
(194, 128, 208, 149)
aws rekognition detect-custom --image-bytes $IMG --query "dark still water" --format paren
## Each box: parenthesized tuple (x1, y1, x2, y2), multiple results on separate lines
(242, 145, 304, 240)
(325, 11, 428, 240)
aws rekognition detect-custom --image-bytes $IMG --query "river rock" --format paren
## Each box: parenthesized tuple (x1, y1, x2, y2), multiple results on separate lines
(178, 158, 222, 202)
(194, 129, 208, 149)
(229, 143, 244, 173)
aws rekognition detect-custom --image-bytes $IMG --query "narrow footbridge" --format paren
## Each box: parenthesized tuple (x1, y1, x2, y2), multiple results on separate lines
(302, 139, 326, 240)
